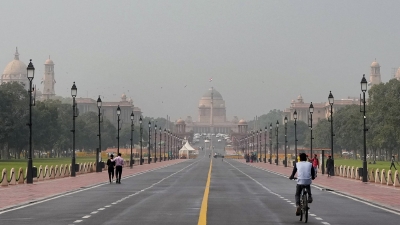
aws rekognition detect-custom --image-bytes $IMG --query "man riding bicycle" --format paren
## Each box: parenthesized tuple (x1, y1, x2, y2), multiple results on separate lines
(289, 153, 315, 216)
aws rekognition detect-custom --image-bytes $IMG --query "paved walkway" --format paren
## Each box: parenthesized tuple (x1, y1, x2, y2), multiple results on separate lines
(0, 159, 184, 211)
(238, 159, 400, 212)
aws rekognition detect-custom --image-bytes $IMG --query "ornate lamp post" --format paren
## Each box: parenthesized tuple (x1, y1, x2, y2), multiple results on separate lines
(148, 121, 151, 164)
(116, 105, 121, 155)
(361, 74, 368, 182)
(256, 130, 259, 162)
(154, 123, 157, 163)
(163, 129, 167, 161)
(309, 102, 314, 158)
(130, 112, 134, 168)
(269, 123, 272, 164)
(276, 120, 279, 165)
(26, 60, 35, 184)
(284, 116, 288, 167)
(294, 110, 298, 166)
(168, 130, 171, 160)
(259, 129, 262, 162)
(264, 126, 267, 163)
(139, 116, 143, 165)
(96, 96, 102, 172)
(328, 91, 334, 175)
(159, 126, 162, 162)
(71, 82, 77, 177)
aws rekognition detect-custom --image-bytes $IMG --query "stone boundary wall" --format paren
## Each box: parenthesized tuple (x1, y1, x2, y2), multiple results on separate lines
(0, 159, 136, 187)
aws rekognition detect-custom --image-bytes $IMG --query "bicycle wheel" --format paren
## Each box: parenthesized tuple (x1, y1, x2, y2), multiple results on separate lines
(303, 195, 308, 223)
(299, 199, 303, 221)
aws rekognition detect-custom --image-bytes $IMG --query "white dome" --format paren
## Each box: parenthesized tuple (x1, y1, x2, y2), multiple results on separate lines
(45, 58, 54, 65)
(3, 48, 27, 76)
(371, 61, 380, 67)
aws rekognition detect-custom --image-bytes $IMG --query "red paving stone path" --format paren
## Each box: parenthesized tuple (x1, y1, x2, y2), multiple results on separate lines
(236, 159, 400, 212)
(0, 159, 185, 211)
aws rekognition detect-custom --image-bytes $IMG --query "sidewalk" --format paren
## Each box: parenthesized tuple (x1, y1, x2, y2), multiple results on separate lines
(237, 159, 400, 212)
(0, 159, 184, 211)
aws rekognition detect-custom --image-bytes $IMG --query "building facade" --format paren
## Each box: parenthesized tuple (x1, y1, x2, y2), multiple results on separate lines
(1, 48, 29, 89)
(76, 94, 142, 127)
(184, 88, 239, 134)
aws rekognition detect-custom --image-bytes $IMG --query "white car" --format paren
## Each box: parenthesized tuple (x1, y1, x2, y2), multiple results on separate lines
(218, 139, 221, 142)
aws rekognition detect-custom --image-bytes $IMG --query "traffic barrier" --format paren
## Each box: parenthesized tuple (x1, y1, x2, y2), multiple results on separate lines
(369, 169, 375, 182)
(381, 169, 387, 185)
(387, 170, 394, 186)
(375, 169, 380, 183)
(350, 166, 355, 179)
(394, 171, 400, 187)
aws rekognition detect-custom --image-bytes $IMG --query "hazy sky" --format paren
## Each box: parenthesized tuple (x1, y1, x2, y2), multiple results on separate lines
(1, 1, 400, 121)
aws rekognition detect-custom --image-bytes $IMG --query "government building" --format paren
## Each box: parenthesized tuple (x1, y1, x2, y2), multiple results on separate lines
(180, 88, 240, 134)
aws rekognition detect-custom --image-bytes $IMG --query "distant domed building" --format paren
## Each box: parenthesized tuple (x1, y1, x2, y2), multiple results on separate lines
(41, 56, 56, 100)
(1, 48, 29, 89)
(369, 60, 382, 86)
(183, 87, 239, 134)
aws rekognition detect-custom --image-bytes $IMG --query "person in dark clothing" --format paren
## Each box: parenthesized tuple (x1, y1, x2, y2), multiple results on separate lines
(107, 154, 115, 183)
(390, 156, 397, 170)
(326, 155, 334, 177)
(112, 153, 124, 184)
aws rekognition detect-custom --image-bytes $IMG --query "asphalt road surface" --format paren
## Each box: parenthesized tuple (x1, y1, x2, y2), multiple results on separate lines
(1, 147, 399, 225)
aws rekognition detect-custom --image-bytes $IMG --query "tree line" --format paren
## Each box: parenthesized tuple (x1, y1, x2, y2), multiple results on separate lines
(0, 83, 171, 159)
(247, 79, 400, 161)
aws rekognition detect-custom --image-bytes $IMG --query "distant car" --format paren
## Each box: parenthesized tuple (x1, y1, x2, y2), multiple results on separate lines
(218, 139, 221, 142)
(227, 144, 232, 147)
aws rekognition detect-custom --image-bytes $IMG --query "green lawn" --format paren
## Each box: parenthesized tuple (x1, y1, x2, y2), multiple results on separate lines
(334, 158, 399, 172)
(0, 157, 95, 179)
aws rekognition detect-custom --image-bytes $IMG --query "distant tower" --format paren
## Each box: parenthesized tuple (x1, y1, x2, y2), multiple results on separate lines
(42, 56, 56, 100)
(395, 67, 400, 81)
(369, 60, 382, 86)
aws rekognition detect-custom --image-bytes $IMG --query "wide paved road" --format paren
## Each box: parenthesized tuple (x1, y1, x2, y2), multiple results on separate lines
(1, 149, 399, 225)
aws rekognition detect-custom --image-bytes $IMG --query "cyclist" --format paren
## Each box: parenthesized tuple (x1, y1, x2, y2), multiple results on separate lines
(289, 153, 315, 216)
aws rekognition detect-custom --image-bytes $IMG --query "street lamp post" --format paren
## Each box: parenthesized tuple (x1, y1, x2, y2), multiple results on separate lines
(130, 112, 134, 168)
(361, 74, 368, 182)
(71, 82, 77, 177)
(264, 126, 267, 163)
(259, 129, 262, 162)
(26, 60, 35, 184)
(158, 126, 163, 162)
(276, 120, 279, 165)
(269, 123, 272, 164)
(116, 105, 121, 155)
(294, 110, 298, 166)
(168, 130, 171, 160)
(328, 91, 335, 175)
(284, 116, 288, 167)
(139, 117, 143, 165)
(309, 102, 314, 158)
(148, 121, 151, 164)
(96, 96, 102, 172)
(256, 130, 259, 162)
(154, 123, 157, 163)
(164, 129, 167, 161)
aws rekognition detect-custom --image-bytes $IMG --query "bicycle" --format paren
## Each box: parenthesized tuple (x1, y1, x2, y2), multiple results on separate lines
(299, 184, 309, 223)
(292, 178, 310, 223)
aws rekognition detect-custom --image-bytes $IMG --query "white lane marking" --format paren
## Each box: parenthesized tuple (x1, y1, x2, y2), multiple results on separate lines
(310, 214, 316, 216)
(90, 211, 98, 214)
(73, 220, 82, 223)
(316, 217, 323, 220)
(68, 159, 201, 224)
(249, 163, 400, 216)
(82, 215, 91, 218)
(321, 222, 330, 225)
(227, 161, 331, 224)
(0, 161, 184, 215)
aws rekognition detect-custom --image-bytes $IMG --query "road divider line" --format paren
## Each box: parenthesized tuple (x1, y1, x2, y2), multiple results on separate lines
(198, 157, 213, 225)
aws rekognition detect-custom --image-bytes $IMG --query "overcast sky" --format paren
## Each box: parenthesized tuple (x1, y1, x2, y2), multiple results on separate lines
(1, 1, 400, 121)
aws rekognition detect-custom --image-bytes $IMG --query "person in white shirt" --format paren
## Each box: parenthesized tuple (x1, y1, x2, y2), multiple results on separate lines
(289, 153, 315, 216)
(112, 153, 124, 184)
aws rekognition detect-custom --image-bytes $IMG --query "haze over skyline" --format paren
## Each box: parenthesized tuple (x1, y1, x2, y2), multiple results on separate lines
(1, 0, 400, 121)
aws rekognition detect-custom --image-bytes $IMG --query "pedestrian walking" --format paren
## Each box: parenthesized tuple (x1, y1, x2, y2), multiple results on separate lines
(326, 155, 334, 177)
(312, 154, 319, 177)
(112, 153, 124, 184)
(106, 154, 115, 183)
(390, 155, 397, 170)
